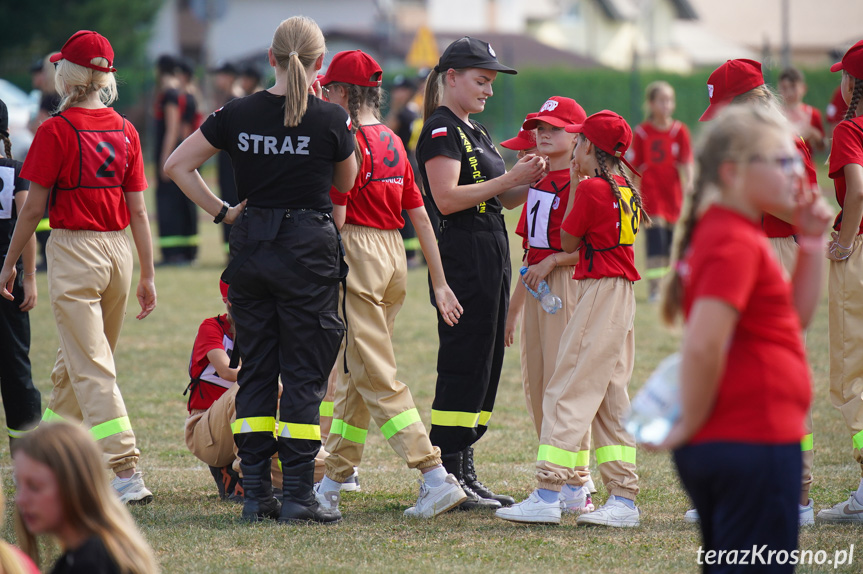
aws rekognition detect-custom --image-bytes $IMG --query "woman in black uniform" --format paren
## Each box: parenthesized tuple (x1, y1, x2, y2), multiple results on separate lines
(416, 37, 546, 509)
(165, 16, 357, 524)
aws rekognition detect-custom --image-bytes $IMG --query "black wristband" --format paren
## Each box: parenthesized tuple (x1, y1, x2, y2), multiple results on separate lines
(213, 201, 229, 224)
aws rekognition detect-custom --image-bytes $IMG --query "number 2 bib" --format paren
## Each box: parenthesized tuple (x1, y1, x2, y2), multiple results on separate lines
(53, 113, 129, 192)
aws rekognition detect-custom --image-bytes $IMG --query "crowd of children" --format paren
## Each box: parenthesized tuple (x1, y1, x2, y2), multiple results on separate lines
(1, 20, 862, 572)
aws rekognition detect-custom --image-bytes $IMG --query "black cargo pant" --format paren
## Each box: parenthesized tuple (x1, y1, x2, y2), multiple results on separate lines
(156, 177, 199, 262)
(228, 207, 346, 468)
(428, 213, 510, 454)
(0, 261, 42, 438)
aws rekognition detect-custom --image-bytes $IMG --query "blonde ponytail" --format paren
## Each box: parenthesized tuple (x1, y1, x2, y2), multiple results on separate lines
(54, 58, 117, 112)
(271, 16, 325, 127)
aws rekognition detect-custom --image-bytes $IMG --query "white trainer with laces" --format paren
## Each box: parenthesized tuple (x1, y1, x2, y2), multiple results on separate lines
(816, 494, 863, 524)
(112, 472, 153, 505)
(340, 467, 361, 492)
(584, 476, 597, 495)
(314, 483, 341, 512)
(799, 499, 815, 526)
(495, 491, 561, 524)
(684, 508, 700, 524)
(560, 486, 594, 515)
(404, 473, 467, 518)
(576, 496, 639, 528)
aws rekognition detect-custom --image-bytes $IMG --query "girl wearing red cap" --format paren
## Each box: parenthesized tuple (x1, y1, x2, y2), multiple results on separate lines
(656, 105, 829, 569)
(416, 36, 547, 510)
(629, 81, 693, 302)
(312, 50, 467, 518)
(0, 30, 156, 506)
(820, 39, 863, 523)
(498, 110, 647, 526)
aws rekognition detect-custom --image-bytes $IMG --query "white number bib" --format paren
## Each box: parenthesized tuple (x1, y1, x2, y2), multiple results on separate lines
(526, 186, 556, 249)
(0, 165, 15, 220)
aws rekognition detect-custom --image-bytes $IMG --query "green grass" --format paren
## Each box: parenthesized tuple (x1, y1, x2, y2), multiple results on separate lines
(2, 169, 862, 573)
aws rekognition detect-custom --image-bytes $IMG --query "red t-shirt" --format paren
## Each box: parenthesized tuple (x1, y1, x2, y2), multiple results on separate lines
(826, 87, 849, 126)
(188, 315, 236, 412)
(628, 120, 691, 223)
(682, 205, 810, 445)
(516, 168, 571, 265)
(761, 137, 818, 238)
(21, 107, 147, 231)
(561, 174, 641, 281)
(829, 117, 863, 235)
(330, 123, 424, 229)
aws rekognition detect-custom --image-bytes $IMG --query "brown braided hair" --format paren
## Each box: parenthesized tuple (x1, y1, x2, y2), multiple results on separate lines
(1, 135, 12, 160)
(328, 82, 383, 171)
(844, 73, 863, 121)
(594, 144, 651, 226)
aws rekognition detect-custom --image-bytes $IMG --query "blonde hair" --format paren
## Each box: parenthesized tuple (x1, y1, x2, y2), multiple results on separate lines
(54, 58, 118, 112)
(12, 423, 159, 574)
(729, 84, 783, 117)
(270, 16, 325, 127)
(643, 80, 674, 121)
(0, 485, 29, 574)
(660, 105, 792, 324)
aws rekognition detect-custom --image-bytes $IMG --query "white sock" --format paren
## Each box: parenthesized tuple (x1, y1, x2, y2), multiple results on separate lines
(423, 466, 447, 488)
(320, 476, 342, 493)
(854, 478, 863, 504)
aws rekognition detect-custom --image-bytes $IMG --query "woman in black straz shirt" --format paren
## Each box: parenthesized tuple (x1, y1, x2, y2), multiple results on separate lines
(165, 16, 357, 524)
(416, 37, 546, 510)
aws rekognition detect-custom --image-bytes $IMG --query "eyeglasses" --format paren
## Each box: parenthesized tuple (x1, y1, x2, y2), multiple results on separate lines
(748, 154, 804, 175)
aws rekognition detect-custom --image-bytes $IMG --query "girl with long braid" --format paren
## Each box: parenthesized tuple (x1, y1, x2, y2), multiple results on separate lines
(818, 39, 863, 523)
(498, 111, 648, 526)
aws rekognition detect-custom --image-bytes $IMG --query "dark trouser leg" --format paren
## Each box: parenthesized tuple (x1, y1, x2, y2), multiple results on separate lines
(156, 178, 196, 263)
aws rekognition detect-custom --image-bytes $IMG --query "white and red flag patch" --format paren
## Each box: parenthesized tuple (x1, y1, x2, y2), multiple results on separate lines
(346, 116, 352, 130)
(431, 127, 447, 138)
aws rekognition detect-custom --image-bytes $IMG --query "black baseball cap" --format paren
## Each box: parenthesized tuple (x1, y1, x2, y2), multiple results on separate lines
(208, 60, 238, 75)
(435, 36, 516, 75)
(0, 99, 9, 138)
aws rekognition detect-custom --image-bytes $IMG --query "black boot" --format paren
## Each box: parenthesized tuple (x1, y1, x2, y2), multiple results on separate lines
(279, 460, 341, 524)
(441, 452, 501, 510)
(239, 460, 280, 522)
(209, 465, 244, 503)
(462, 446, 515, 507)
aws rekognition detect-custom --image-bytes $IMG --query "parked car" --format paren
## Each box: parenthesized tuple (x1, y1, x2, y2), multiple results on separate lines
(0, 78, 36, 159)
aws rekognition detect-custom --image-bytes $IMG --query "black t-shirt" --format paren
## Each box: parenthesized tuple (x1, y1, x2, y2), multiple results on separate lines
(0, 157, 30, 256)
(154, 88, 181, 157)
(200, 91, 354, 212)
(416, 106, 506, 218)
(50, 537, 120, 574)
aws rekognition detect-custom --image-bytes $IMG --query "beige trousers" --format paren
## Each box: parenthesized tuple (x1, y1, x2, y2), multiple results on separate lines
(43, 230, 139, 473)
(828, 235, 863, 476)
(536, 277, 638, 499)
(324, 225, 440, 482)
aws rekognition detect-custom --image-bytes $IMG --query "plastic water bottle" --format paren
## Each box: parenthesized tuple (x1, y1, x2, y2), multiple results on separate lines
(626, 353, 681, 445)
(519, 266, 563, 314)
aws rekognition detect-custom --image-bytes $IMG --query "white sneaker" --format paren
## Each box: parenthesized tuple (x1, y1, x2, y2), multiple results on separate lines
(684, 508, 700, 524)
(576, 496, 639, 527)
(585, 475, 597, 494)
(560, 486, 595, 514)
(816, 494, 863, 524)
(495, 491, 561, 524)
(799, 499, 814, 526)
(403, 473, 467, 518)
(340, 467, 361, 492)
(314, 482, 341, 512)
(112, 472, 153, 505)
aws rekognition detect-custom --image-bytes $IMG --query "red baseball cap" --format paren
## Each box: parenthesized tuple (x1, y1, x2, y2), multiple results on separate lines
(501, 113, 538, 150)
(320, 50, 382, 87)
(565, 110, 640, 176)
(522, 97, 586, 130)
(220, 279, 229, 302)
(699, 59, 764, 122)
(831, 39, 863, 79)
(50, 30, 116, 73)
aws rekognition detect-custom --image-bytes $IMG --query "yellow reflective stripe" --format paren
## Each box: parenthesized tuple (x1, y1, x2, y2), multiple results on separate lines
(35, 218, 52, 233)
(478, 411, 492, 426)
(90, 416, 132, 441)
(595, 445, 636, 465)
(380, 408, 421, 440)
(330, 419, 368, 444)
(42, 409, 65, 423)
(278, 422, 321, 441)
(430, 410, 479, 428)
(158, 235, 200, 247)
(801, 433, 814, 452)
(319, 401, 334, 417)
(7, 426, 36, 438)
(231, 416, 277, 435)
(537, 444, 580, 468)
(644, 266, 670, 280)
(575, 449, 590, 467)
(853, 429, 863, 450)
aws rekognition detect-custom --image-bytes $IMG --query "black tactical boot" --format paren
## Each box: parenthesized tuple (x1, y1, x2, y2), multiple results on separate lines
(279, 460, 341, 524)
(239, 460, 280, 521)
(441, 451, 501, 510)
(209, 465, 244, 502)
(462, 446, 515, 507)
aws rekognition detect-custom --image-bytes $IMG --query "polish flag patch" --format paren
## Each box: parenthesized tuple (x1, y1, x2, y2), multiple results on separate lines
(346, 116, 352, 130)
(432, 127, 447, 138)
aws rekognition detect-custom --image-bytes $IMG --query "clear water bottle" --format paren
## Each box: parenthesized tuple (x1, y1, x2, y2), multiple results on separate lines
(519, 266, 563, 314)
(626, 353, 681, 445)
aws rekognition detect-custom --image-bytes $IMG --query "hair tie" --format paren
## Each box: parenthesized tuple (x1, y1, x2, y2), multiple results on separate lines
(433, 65, 441, 73)
(289, 51, 298, 57)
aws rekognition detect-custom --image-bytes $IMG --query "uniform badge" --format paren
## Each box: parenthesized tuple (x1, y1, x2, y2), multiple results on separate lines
(488, 43, 496, 58)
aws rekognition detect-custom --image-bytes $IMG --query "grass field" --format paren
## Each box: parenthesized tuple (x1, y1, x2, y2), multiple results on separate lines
(2, 169, 862, 573)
